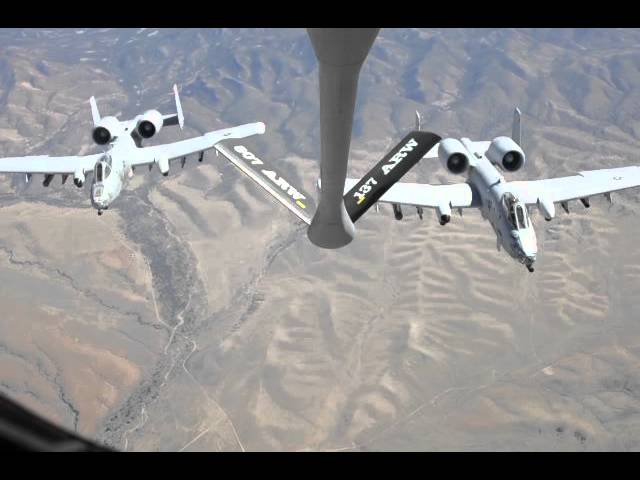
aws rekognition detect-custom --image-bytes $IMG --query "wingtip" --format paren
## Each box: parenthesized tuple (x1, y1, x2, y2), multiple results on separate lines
(256, 122, 266, 134)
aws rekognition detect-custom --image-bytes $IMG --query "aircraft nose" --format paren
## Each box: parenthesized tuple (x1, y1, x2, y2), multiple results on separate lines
(91, 187, 108, 209)
(517, 236, 536, 261)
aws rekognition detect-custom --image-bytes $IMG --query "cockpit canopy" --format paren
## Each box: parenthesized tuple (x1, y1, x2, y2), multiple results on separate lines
(502, 192, 529, 230)
(94, 155, 112, 183)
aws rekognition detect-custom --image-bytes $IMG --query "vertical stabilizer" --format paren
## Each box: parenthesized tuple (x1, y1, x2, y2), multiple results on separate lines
(89, 96, 101, 126)
(512, 107, 521, 146)
(161, 84, 186, 128)
(173, 84, 184, 129)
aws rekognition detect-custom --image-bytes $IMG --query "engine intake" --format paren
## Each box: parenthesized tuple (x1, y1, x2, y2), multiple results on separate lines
(486, 136, 526, 172)
(137, 110, 163, 139)
(92, 116, 120, 145)
(438, 138, 470, 175)
(93, 127, 110, 145)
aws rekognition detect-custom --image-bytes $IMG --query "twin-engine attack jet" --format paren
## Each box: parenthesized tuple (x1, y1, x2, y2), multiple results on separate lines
(0, 85, 265, 214)
(344, 110, 640, 272)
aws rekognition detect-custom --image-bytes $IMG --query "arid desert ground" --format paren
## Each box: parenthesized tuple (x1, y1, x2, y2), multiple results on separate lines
(1, 28, 640, 450)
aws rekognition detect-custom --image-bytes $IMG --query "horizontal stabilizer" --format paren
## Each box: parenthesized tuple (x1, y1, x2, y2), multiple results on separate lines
(344, 130, 441, 222)
(214, 140, 315, 225)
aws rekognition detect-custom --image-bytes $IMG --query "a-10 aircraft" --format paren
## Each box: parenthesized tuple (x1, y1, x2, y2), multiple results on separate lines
(0, 85, 265, 214)
(344, 109, 640, 272)
(214, 107, 640, 273)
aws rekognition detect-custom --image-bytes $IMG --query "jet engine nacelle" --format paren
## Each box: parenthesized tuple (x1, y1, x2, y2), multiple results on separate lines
(486, 136, 526, 172)
(438, 138, 470, 175)
(92, 116, 120, 145)
(537, 195, 555, 221)
(73, 168, 85, 188)
(137, 110, 163, 139)
(155, 155, 169, 176)
(436, 202, 452, 225)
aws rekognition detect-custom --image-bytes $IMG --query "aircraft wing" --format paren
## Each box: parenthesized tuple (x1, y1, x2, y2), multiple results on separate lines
(511, 166, 640, 205)
(0, 153, 103, 175)
(130, 122, 266, 167)
(213, 140, 315, 225)
(344, 178, 480, 210)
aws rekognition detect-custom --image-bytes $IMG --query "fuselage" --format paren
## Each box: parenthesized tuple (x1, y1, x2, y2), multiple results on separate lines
(89, 123, 138, 213)
(463, 141, 538, 269)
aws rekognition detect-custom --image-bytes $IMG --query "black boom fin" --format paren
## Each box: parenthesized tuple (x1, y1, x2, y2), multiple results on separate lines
(344, 130, 441, 223)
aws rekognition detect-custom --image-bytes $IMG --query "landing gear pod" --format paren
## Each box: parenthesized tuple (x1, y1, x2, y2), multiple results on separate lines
(73, 169, 85, 188)
(537, 195, 555, 221)
(436, 202, 452, 225)
(155, 156, 169, 176)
